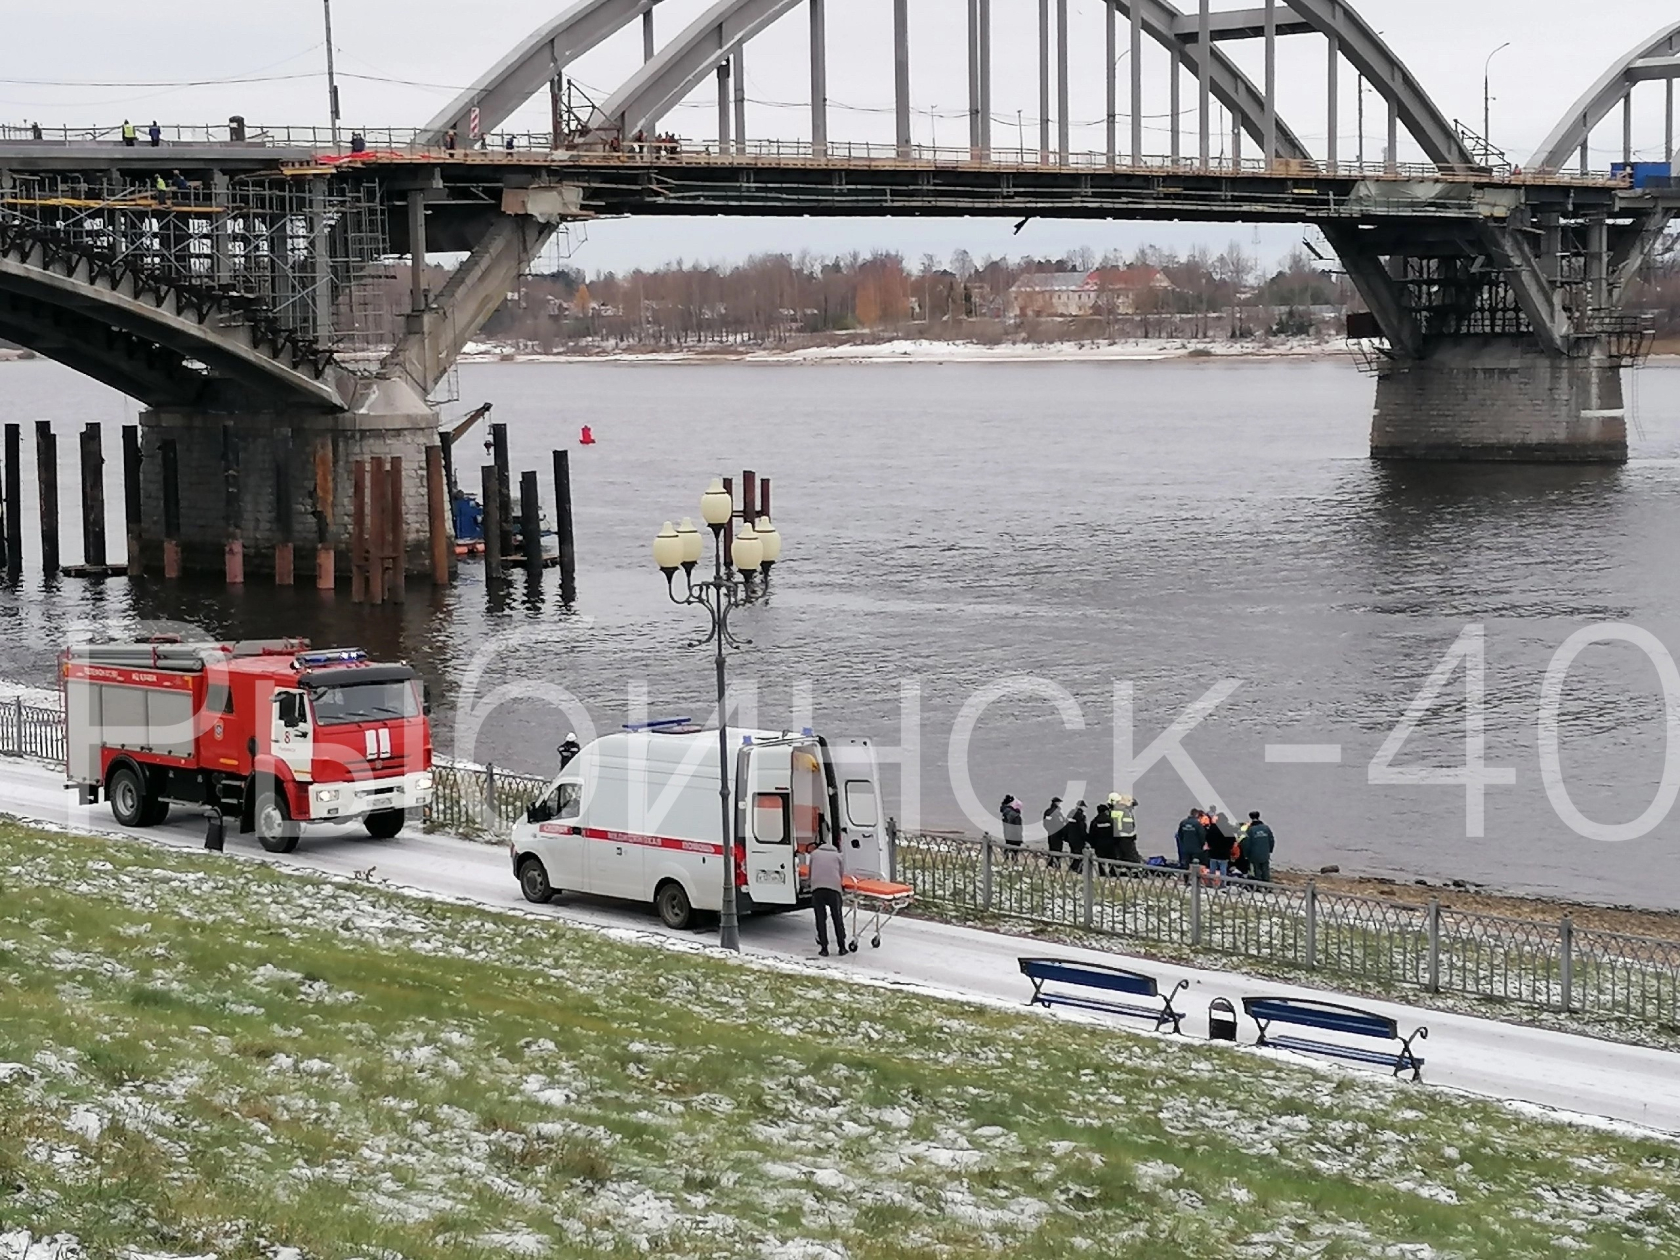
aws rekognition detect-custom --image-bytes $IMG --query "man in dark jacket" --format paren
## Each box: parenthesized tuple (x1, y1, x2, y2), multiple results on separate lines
(1240, 811, 1276, 882)
(1000, 795, 1023, 861)
(1065, 800, 1089, 874)
(1089, 802, 1117, 871)
(1202, 808, 1234, 875)
(1175, 808, 1205, 869)
(1043, 797, 1066, 868)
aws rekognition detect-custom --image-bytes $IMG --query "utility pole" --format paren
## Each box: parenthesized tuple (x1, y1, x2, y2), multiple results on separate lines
(323, 0, 342, 149)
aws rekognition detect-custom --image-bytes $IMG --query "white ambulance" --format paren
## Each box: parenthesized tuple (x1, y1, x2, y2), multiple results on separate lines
(509, 723, 885, 930)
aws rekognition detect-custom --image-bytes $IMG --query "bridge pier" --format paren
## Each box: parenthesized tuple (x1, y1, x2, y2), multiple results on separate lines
(137, 380, 446, 581)
(1370, 339, 1627, 464)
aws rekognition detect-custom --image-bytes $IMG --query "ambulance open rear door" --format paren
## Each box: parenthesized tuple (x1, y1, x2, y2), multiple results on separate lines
(734, 738, 826, 909)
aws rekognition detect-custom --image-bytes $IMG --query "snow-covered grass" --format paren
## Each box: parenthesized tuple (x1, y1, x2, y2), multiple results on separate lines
(3, 819, 1680, 1259)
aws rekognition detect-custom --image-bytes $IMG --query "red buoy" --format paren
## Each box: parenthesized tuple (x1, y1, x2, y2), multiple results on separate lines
(579, 425, 596, 446)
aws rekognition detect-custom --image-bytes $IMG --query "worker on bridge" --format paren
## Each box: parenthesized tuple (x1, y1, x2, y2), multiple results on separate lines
(148, 120, 161, 147)
(121, 119, 137, 147)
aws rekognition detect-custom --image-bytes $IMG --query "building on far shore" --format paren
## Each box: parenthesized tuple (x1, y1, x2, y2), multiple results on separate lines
(1007, 267, 1174, 320)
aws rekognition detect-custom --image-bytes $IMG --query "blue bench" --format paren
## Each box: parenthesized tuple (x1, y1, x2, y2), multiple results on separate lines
(1019, 957, 1188, 1035)
(1243, 996, 1428, 1081)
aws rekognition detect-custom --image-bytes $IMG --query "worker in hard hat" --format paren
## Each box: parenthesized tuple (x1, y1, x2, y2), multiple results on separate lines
(1109, 793, 1142, 867)
(557, 732, 582, 768)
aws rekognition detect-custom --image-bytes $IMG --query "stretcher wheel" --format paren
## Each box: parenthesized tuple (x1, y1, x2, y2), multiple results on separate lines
(871, 936, 881, 949)
(848, 941, 859, 953)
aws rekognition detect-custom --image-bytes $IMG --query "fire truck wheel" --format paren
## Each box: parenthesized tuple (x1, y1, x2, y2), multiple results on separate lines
(364, 810, 405, 840)
(256, 790, 300, 854)
(139, 797, 171, 827)
(518, 856, 555, 904)
(655, 880, 694, 931)
(108, 765, 146, 827)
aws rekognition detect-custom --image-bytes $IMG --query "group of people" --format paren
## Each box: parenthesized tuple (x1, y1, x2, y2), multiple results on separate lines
(997, 794, 1277, 882)
(1174, 806, 1275, 881)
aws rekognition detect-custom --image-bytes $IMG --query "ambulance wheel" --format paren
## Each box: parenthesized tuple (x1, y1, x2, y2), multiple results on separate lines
(518, 857, 555, 904)
(108, 765, 146, 827)
(655, 880, 693, 931)
(364, 809, 404, 840)
(256, 790, 300, 854)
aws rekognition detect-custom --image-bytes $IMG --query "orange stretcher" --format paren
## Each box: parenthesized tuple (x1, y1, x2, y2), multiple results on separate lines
(841, 875, 914, 950)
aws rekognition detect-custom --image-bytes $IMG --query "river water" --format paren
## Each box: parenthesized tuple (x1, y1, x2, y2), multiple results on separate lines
(5, 354, 1680, 909)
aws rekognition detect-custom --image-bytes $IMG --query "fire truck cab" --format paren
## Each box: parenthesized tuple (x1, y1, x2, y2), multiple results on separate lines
(63, 638, 434, 852)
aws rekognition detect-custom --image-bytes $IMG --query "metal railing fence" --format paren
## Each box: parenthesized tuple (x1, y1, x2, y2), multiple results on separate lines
(891, 829, 1680, 1029)
(427, 761, 548, 837)
(4, 689, 1677, 1029)
(0, 123, 1628, 188)
(0, 696, 66, 763)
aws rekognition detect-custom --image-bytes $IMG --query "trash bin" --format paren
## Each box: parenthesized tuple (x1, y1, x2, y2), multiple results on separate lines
(228, 115, 246, 143)
(1208, 996, 1238, 1042)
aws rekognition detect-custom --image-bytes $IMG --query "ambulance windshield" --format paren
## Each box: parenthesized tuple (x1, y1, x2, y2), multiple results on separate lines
(308, 679, 420, 726)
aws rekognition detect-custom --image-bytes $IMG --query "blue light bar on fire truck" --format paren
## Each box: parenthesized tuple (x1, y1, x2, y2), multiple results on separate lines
(295, 648, 369, 668)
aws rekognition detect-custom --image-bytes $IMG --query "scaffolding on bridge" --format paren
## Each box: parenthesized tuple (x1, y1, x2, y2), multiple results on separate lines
(0, 171, 399, 372)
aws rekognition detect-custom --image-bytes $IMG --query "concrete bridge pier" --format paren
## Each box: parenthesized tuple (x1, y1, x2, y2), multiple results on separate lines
(137, 377, 443, 581)
(1369, 340, 1627, 464)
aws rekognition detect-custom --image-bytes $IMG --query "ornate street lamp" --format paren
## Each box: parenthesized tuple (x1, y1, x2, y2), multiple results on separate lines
(652, 477, 778, 952)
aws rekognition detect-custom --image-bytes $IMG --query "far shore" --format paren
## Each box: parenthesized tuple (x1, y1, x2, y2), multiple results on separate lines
(451, 337, 1680, 369)
(7, 340, 1679, 369)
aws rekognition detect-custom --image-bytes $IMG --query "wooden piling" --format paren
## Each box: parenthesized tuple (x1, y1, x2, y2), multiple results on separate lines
(160, 438, 181, 579)
(350, 458, 367, 601)
(221, 423, 242, 585)
(121, 425, 142, 578)
(367, 456, 386, 605)
(3, 423, 21, 578)
(722, 474, 735, 558)
(741, 468, 757, 526)
(759, 476, 771, 522)
(313, 437, 335, 589)
(426, 445, 449, 586)
(520, 470, 542, 582)
(552, 448, 576, 604)
(481, 464, 503, 579)
(78, 424, 107, 572)
(490, 422, 513, 559)
(273, 428, 294, 585)
(389, 454, 407, 603)
(35, 421, 59, 577)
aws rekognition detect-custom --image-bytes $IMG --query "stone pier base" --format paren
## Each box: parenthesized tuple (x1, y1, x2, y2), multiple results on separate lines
(1371, 338, 1627, 464)
(139, 377, 445, 580)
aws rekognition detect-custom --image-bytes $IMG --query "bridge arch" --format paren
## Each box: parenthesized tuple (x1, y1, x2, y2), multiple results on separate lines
(445, 0, 1466, 172)
(587, 0, 1321, 160)
(1528, 21, 1680, 172)
(1280, 0, 1474, 170)
(0, 249, 346, 410)
(420, 0, 670, 146)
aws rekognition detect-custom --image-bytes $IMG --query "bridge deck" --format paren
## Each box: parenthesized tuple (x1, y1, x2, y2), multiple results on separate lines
(0, 141, 1640, 226)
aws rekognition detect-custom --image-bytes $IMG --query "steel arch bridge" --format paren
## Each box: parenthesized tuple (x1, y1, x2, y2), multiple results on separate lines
(1, 0, 1679, 579)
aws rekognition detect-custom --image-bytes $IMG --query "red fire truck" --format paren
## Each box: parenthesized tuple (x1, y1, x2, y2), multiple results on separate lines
(62, 638, 434, 852)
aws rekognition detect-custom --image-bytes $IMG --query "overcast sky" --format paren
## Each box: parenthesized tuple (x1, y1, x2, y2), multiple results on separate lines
(7, 1, 1673, 273)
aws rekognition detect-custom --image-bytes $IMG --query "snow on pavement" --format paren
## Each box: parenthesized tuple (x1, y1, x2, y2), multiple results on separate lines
(3, 755, 1677, 1137)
